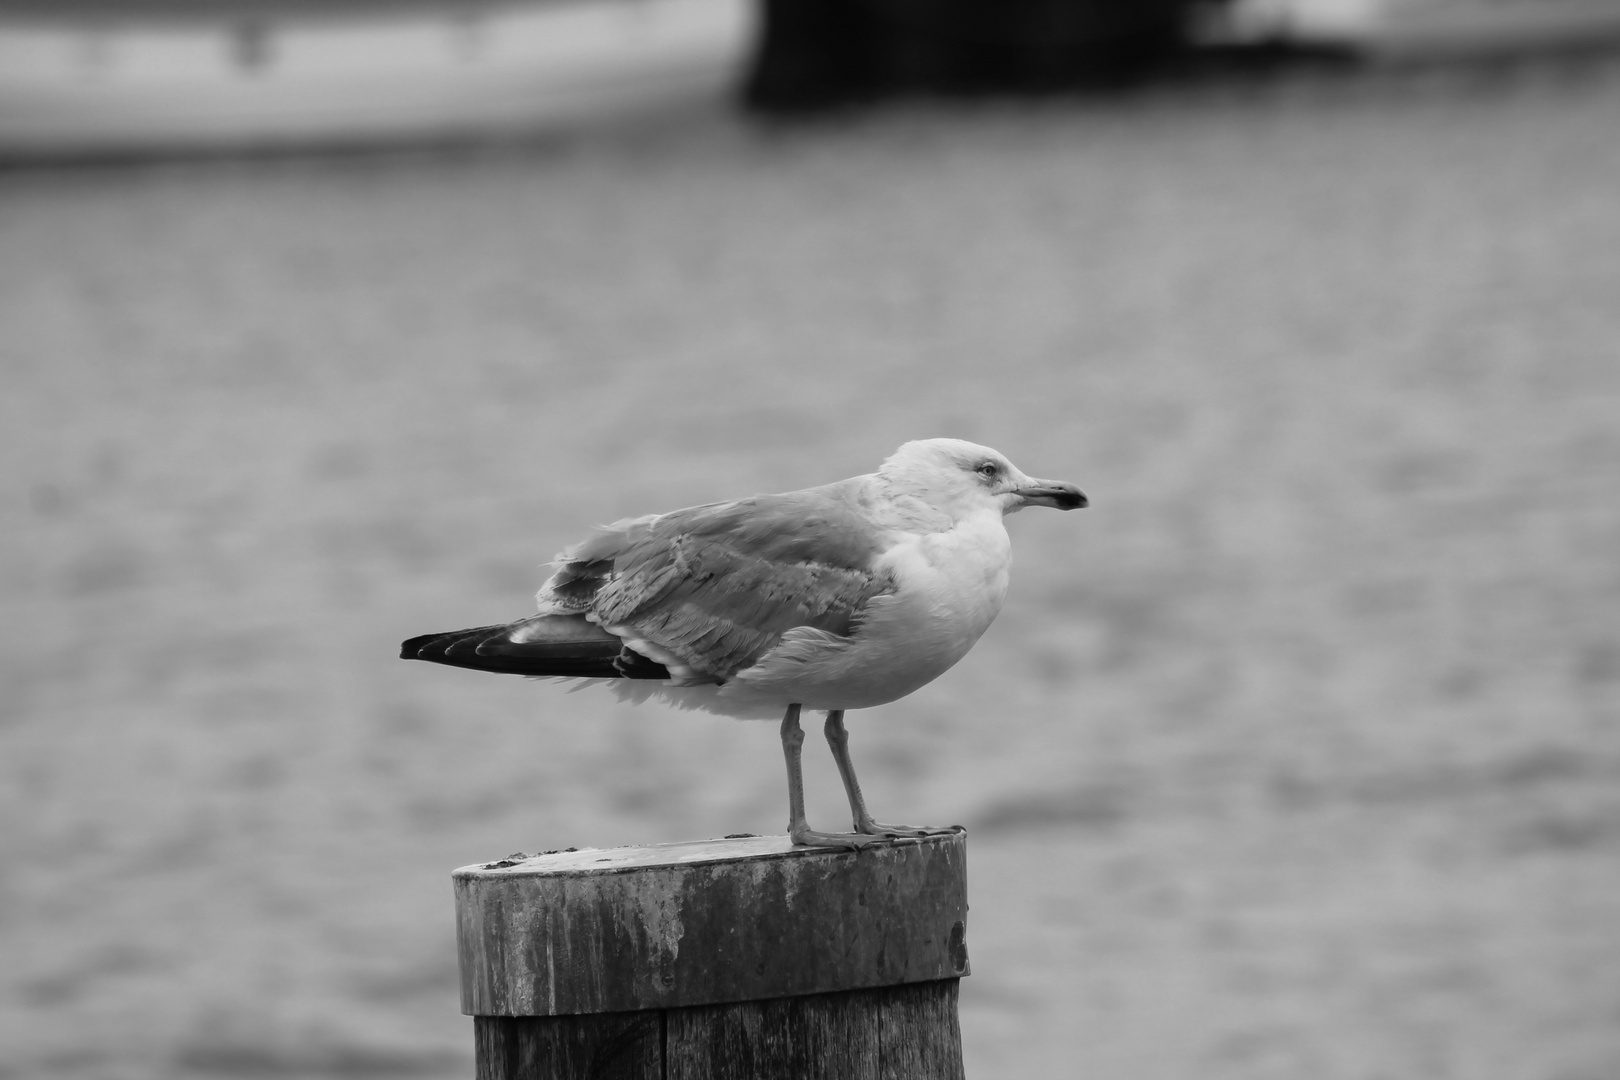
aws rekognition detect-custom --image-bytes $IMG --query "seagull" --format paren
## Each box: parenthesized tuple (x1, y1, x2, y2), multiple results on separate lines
(401, 438, 1086, 849)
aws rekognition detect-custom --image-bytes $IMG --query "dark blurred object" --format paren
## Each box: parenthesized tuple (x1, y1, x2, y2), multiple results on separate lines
(744, 0, 1199, 110)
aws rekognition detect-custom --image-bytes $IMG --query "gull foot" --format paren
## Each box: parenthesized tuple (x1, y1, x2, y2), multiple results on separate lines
(856, 821, 966, 839)
(788, 825, 892, 851)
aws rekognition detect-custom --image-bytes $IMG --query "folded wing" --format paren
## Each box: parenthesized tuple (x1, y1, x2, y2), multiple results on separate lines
(573, 481, 898, 679)
(403, 480, 897, 684)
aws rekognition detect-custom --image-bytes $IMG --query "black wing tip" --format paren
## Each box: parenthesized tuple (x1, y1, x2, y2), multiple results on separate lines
(399, 632, 440, 660)
(400, 626, 504, 662)
(398, 624, 671, 680)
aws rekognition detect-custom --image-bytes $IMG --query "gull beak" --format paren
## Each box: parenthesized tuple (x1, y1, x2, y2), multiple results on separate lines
(1013, 480, 1088, 510)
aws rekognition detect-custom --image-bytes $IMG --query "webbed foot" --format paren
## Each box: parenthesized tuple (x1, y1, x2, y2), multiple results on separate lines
(855, 820, 965, 839)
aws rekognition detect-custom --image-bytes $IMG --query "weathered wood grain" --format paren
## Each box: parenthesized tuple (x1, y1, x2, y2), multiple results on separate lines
(474, 980, 966, 1080)
(454, 832, 970, 1017)
(876, 979, 965, 1080)
(474, 1012, 662, 1080)
(666, 985, 880, 1079)
(665, 980, 964, 1080)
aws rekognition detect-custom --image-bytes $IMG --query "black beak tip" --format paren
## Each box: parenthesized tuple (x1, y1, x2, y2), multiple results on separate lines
(1016, 483, 1088, 510)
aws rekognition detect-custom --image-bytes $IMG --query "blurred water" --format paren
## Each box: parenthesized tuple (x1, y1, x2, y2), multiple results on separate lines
(3, 62, 1619, 1079)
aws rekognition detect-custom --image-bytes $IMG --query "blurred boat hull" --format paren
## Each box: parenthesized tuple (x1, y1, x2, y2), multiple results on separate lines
(0, 0, 750, 157)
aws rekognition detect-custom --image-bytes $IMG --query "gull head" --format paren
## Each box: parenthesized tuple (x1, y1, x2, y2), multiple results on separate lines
(878, 438, 1087, 520)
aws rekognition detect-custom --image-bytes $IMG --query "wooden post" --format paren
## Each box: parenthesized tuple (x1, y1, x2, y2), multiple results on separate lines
(454, 832, 970, 1079)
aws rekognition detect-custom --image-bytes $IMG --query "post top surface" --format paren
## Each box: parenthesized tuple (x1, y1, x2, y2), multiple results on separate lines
(454, 830, 969, 1015)
(454, 832, 958, 879)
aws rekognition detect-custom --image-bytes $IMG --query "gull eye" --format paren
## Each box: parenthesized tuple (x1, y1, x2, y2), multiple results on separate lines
(975, 461, 999, 479)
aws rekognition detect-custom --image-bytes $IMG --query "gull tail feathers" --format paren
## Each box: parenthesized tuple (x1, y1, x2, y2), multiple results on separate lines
(400, 614, 670, 680)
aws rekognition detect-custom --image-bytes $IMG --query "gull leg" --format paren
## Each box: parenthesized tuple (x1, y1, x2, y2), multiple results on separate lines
(825, 710, 963, 838)
(781, 704, 881, 850)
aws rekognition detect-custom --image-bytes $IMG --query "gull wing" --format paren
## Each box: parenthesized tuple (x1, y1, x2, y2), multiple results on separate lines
(543, 480, 896, 682)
